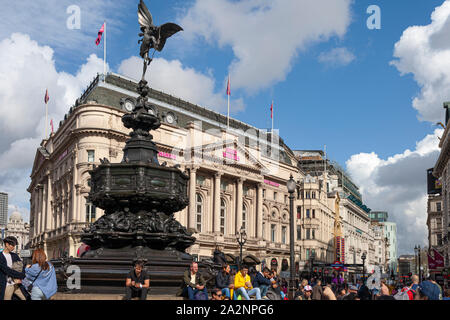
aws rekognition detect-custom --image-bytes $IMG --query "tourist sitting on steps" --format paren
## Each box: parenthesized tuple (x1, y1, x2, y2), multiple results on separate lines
(125, 260, 150, 300)
(178, 262, 208, 300)
(234, 265, 261, 300)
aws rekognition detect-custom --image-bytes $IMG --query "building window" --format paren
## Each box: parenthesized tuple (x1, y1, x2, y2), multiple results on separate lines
(437, 202, 441, 212)
(262, 222, 266, 239)
(312, 229, 315, 239)
(274, 192, 277, 201)
(221, 181, 227, 192)
(297, 225, 301, 240)
(306, 209, 310, 219)
(196, 193, 203, 232)
(297, 206, 301, 219)
(86, 203, 96, 223)
(306, 192, 310, 199)
(196, 176, 205, 186)
(306, 249, 310, 260)
(306, 228, 311, 240)
(282, 226, 286, 244)
(312, 191, 316, 199)
(263, 189, 266, 198)
(220, 198, 226, 234)
(242, 204, 247, 231)
(87, 150, 95, 163)
(271, 224, 276, 242)
(312, 209, 316, 219)
(437, 233, 442, 246)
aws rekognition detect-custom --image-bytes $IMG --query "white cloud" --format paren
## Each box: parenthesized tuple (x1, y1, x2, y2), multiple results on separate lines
(0, 33, 107, 221)
(391, 0, 450, 123)
(180, 0, 352, 93)
(118, 56, 245, 113)
(318, 47, 355, 67)
(0, 0, 127, 58)
(346, 129, 443, 255)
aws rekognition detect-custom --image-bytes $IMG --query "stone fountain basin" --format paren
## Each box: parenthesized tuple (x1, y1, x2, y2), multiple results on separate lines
(89, 163, 189, 213)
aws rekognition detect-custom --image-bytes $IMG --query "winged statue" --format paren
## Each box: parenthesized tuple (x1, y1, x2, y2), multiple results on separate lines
(138, 0, 183, 81)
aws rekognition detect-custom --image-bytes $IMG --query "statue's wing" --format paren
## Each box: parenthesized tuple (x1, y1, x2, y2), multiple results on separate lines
(138, 0, 154, 29)
(156, 23, 183, 51)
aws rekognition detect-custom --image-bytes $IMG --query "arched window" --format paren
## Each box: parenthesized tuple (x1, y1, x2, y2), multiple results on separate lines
(220, 198, 226, 235)
(242, 204, 247, 231)
(196, 193, 203, 232)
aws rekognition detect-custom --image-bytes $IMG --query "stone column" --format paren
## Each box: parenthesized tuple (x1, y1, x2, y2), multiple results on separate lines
(236, 178, 244, 231)
(214, 172, 222, 234)
(257, 183, 263, 239)
(189, 167, 198, 230)
(46, 175, 52, 232)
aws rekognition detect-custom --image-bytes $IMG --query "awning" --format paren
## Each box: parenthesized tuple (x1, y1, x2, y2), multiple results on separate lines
(243, 254, 261, 265)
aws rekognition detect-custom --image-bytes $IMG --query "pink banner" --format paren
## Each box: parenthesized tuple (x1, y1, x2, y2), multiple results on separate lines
(264, 180, 280, 187)
(158, 152, 176, 160)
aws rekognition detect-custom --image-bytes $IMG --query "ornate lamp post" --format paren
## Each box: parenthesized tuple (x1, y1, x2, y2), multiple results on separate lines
(414, 245, 421, 281)
(286, 174, 297, 300)
(236, 225, 247, 270)
(361, 252, 367, 284)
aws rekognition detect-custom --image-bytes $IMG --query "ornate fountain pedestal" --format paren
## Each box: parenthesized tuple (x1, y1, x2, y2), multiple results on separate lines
(52, 80, 217, 296)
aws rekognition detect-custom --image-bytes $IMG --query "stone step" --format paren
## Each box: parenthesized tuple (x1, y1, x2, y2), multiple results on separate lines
(52, 293, 185, 300)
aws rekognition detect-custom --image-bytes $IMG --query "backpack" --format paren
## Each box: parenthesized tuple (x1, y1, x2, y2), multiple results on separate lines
(393, 287, 414, 300)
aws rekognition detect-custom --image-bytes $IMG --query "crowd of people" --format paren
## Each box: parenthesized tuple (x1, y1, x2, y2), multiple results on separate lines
(0, 236, 57, 301)
(178, 261, 450, 301)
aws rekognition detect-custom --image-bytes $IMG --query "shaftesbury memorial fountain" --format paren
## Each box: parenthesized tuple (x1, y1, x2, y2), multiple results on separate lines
(54, 0, 215, 295)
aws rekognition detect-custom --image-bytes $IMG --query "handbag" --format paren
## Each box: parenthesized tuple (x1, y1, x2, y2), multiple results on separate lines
(27, 268, 43, 293)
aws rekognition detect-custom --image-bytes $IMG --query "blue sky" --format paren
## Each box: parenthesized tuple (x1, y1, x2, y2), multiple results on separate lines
(1, 0, 450, 254)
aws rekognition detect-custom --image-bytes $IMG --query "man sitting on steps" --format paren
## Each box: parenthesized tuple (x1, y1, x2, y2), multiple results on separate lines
(125, 260, 150, 300)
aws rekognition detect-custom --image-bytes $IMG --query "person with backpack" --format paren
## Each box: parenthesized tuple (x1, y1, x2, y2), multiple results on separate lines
(178, 262, 208, 300)
(24, 248, 57, 300)
(0, 236, 26, 300)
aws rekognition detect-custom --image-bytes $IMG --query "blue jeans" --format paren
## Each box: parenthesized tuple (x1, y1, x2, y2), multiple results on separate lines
(221, 288, 231, 299)
(259, 285, 269, 297)
(235, 287, 261, 300)
(182, 286, 208, 300)
(31, 286, 47, 300)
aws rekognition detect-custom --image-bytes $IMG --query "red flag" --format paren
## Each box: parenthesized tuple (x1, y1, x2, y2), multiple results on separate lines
(226, 76, 231, 96)
(96, 23, 105, 46)
(44, 89, 49, 104)
(270, 101, 273, 119)
(50, 119, 54, 134)
(428, 253, 437, 270)
(432, 248, 444, 267)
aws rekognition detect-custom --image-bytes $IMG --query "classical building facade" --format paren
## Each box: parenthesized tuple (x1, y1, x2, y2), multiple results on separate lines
(28, 73, 390, 278)
(28, 73, 304, 269)
(434, 103, 450, 288)
(5, 211, 30, 253)
(427, 194, 444, 250)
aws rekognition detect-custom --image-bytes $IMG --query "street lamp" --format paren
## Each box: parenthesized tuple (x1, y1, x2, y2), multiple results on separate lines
(235, 225, 247, 270)
(287, 174, 297, 300)
(361, 252, 367, 284)
(414, 245, 422, 281)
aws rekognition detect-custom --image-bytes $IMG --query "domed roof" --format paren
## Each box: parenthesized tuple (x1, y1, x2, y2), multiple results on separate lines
(9, 211, 22, 222)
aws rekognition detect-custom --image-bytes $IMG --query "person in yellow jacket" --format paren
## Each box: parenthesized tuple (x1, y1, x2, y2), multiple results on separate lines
(233, 265, 261, 300)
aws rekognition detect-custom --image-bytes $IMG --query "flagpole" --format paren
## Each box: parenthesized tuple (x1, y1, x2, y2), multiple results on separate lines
(227, 75, 230, 129)
(104, 21, 107, 82)
(45, 101, 48, 139)
(271, 100, 274, 134)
